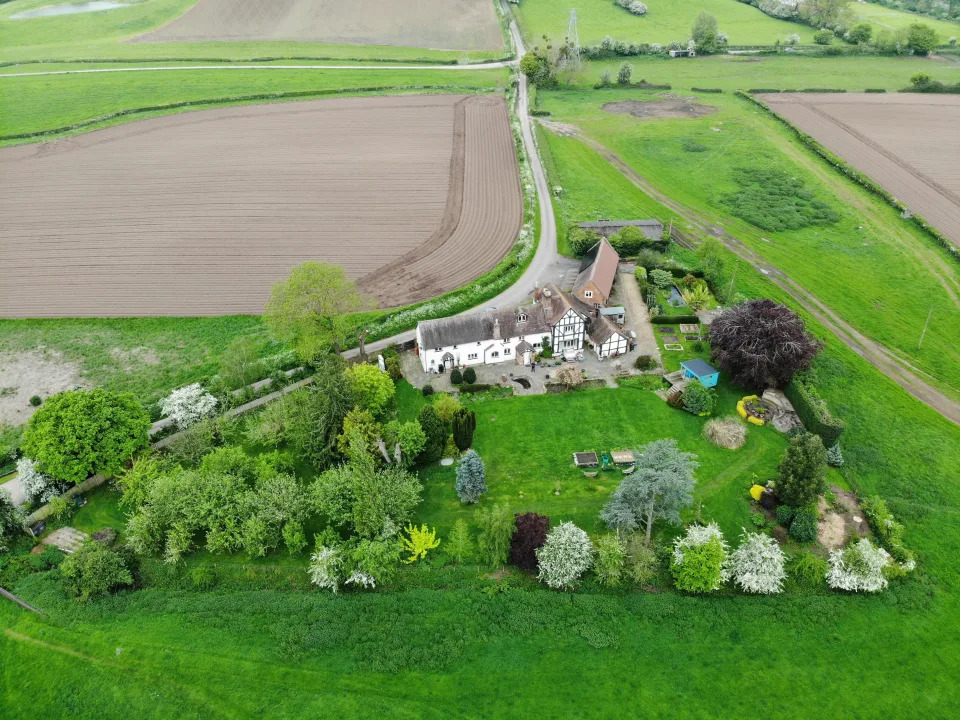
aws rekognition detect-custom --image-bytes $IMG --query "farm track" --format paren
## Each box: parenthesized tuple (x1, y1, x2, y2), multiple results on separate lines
(758, 93, 960, 249)
(0, 94, 522, 317)
(546, 123, 960, 425)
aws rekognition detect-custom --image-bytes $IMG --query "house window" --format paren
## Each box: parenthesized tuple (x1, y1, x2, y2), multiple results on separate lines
(584, 290, 593, 299)
(517, 313, 527, 323)
(467, 353, 478, 360)
(533, 342, 541, 348)
(594, 303, 601, 309)
(504, 348, 511, 355)
(564, 340, 577, 348)
(435, 347, 442, 352)
(453, 345, 458, 349)
(491, 351, 500, 358)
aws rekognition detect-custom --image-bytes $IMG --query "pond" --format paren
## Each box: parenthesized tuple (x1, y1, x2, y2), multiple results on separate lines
(10, 1, 132, 19)
(667, 285, 687, 307)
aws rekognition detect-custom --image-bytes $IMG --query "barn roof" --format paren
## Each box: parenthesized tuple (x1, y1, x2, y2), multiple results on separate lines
(578, 219, 664, 240)
(574, 239, 620, 300)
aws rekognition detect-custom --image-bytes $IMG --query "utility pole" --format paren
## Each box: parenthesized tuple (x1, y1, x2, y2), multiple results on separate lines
(918, 306, 933, 349)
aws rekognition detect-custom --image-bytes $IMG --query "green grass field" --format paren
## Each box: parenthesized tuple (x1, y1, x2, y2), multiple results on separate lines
(0, 0, 507, 63)
(533, 86, 960, 400)
(0, 66, 510, 141)
(514, 0, 958, 47)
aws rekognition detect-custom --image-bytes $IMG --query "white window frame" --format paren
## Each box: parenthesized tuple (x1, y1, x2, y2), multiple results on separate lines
(517, 313, 528, 323)
(467, 353, 478, 360)
(584, 290, 594, 299)
(491, 351, 500, 358)
(504, 347, 511, 355)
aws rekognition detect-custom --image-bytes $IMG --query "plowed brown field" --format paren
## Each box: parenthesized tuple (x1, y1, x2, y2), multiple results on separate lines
(758, 93, 960, 248)
(134, 0, 504, 51)
(0, 94, 522, 318)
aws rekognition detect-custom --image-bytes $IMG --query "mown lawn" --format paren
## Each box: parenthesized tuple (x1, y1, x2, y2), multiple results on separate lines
(535, 86, 960, 398)
(0, 0, 506, 63)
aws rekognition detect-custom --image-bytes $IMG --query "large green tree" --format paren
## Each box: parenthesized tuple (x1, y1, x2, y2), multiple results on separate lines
(22, 389, 150, 484)
(777, 432, 827, 508)
(345, 363, 395, 418)
(691, 12, 720, 53)
(905, 23, 939, 55)
(60, 540, 134, 603)
(264, 261, 376, 359)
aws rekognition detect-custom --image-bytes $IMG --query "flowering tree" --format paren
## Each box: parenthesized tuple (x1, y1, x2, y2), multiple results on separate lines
(455, 450, 487, 503)
(671, 523, 730, 593)
(159, 384, 218, 429)
(536, 522, 594, 590)
(827, 538, 890, 593)
(308, 546, 343, 593)
(17, 457, 58, 504)
(730, 530, 786, 594)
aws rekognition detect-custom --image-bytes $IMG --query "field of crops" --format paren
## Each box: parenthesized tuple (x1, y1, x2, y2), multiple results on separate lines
(759, 92, 960, 247)
(0, 94, 522, 317)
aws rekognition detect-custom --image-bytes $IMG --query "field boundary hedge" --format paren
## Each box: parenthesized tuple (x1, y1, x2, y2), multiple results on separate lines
(784, 372, 845, 447)
(0, 84, 498, 142)
(737, 90, 959, 262)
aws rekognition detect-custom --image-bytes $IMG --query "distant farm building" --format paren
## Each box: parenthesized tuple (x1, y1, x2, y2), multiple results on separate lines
(573, 238, 620, 308)
(578, 219, 664, 242)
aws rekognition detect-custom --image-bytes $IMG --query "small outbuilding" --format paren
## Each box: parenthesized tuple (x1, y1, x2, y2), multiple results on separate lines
(680, 358, 720, 388)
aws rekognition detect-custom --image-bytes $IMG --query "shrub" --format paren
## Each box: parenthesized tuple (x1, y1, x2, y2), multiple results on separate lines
(190, 565, 216, 590)
(0, 490, 26, 554)
(784, 369, 845, 447)
(730, 530, 786, 594)
(455, 450, 487, 503)
(29, 395, 42, 407)
(626, 536, 659, 585)
(60, 541, 133, 603)
(723, 167, 838, 233)
(617, 62, 633, 85)
(777, 432, 827, 507)
(826, 443, 844, 467)
(510, 512, 551, 570)
(450, 368, 463, 385)
(475, 503, 516, 569)
(609, 226, 652, 255)
(462, 367, 477, 384)
(634, 266, 647, 285)
(691, 341, 705, 352)
(671, 523, 729, 593)
(422, 384, 434, 397)
(308, 545, 343, 593)
(789, 507, 818, 543)
(651, 314, 701, 325)
(165, 418, 218, 465)
(17, 457, 57, 504)
(681, 382, 716, 416)
(447, 518, 474, 564)
(905, 22, 938, 55)
(859, 496, 905, 549)
(401, 524, 440, 564)
(536, 522, 594, 590)
(649, 268, 673, 290)
(433, 393, 462, 424)
(775, 504, 796, 526)
(394, 421, 427, 467)
(458, 383, 493, 394)
(594, 533, 627, 586)
(814, 29, 834, 44)
(786, 33, 801, 45)
(417, 405, 446, 463)
(452, 408, 476, 452)
(790, 551, 827, 587)
(22, 389, 150, 484)
(160, 384, 218, 429)
(702, 417, 746, 449)
(827, 539, 890, 592)
(634, 355, 656, 371)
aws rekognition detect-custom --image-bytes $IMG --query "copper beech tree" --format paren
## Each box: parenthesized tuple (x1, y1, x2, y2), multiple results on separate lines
(708, 299, 822, 389)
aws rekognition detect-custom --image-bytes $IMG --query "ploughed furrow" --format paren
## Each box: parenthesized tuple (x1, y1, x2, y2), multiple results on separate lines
(0, 94, 518, 318)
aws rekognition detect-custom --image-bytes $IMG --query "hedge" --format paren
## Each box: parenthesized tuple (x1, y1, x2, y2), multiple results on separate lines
(691, 87, 723, 93)
(457, 383, 493, 394)
(529, 109, 552, 117)
(652, 314, 700, 324)
(736, 91, 958, 263)
(784, 375, 844, 448)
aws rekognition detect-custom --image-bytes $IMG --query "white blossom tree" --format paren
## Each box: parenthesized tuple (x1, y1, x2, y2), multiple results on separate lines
(536, 522, 594, 591)
(17, 457, 58, 504)
(308, 546, 343, 593)
(671, 522, 730, 593)
(159, 384, 218, 429)
(730, 529, 786, 594)
(826, 538, 890, 593)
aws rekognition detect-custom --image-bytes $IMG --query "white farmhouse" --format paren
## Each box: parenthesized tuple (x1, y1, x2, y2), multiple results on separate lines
(416, 283, 629, 372)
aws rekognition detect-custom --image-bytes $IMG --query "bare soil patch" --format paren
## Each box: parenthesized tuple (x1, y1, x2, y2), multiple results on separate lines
(134, 0, 504, 51)
(817, 485, 870, 549)
(0, 94, 521, 317)
(0, 351, 86, 426)
(759, 93, 960, 248)
(602, 100, 718, 120)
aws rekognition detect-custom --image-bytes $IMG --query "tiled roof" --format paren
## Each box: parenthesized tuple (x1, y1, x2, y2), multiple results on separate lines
(574, 239, 620, 300)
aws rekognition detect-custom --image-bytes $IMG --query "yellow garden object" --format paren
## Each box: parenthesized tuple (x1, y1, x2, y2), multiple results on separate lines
(749, 484, 766, 502)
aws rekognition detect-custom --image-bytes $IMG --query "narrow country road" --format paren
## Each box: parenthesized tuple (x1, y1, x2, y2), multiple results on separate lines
(554, 125, 960, 425)
(348, 9, 562, 357)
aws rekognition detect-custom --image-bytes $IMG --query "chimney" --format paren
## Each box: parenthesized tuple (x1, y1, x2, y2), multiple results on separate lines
(493, 317, 501, 340)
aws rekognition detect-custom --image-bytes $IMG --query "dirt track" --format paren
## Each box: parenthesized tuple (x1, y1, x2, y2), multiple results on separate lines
(758, 93, 960, 248)
(0, 94, 522, 318)
(134, 0, 504, 51)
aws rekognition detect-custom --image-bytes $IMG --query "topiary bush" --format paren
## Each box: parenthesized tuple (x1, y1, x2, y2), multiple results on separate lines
(450, 368, 463, 385)
(462, 367, 477, 384)
(789, 507, 818, 543)
(681, 382, 716, 416)
(422, 384, 434, 397)
(29, 395, 42, 407)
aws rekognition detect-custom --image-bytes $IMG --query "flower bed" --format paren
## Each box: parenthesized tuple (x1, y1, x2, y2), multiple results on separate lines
(736, 395, 767, 426)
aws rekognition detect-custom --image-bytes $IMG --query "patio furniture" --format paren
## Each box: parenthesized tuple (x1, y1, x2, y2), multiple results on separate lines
(611, 450, 634, 466)
(600, 452, 614, 470)
(583, 471, 598, 478)
(573, 452, 599, 468)
(622, 465, 635, 475)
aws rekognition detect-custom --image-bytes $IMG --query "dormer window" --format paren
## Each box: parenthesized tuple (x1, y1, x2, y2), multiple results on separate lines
(517, 313, 528, 323)
(584, 290, 594, 299)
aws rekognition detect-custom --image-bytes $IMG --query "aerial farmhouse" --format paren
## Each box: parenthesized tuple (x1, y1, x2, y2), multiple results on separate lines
(572, 238, 620, 308)
(416, 282, 629, 372)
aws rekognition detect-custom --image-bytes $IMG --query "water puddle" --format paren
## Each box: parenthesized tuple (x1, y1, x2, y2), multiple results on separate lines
(10, 1, 132, 19)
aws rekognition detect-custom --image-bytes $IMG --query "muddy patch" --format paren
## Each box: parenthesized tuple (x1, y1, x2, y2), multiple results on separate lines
(817, 485, 870, 549)
(0, 350, 87, 426)
(602, 100, 718, 120)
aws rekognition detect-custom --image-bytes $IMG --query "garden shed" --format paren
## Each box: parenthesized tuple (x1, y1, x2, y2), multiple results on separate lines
(680, 359, 719, 388)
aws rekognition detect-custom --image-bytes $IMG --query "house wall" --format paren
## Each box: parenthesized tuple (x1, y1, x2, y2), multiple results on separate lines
(551, 308, 586, 354)
(418, 330, 552, 372)
(573, 281, 606, 308)
(595, 332, 630, 360)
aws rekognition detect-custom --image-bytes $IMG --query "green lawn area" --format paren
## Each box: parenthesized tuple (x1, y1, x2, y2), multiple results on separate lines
(534, 85, 960, 399)
(514, 0, 817, 47)
(847, 1, 960, 39)
(0, 0, 507, 63)
(0, 66, 510, 141)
